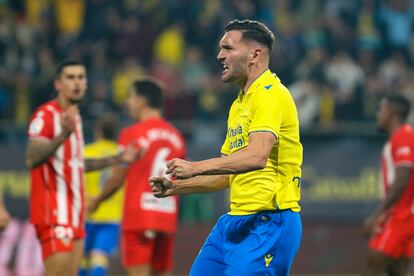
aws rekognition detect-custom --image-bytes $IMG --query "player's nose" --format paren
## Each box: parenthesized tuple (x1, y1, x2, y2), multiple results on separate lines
(217, 50, 225, 61)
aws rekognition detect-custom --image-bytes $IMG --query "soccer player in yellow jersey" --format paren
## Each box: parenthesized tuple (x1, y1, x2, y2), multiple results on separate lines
(150, 19, 302, 275)
(80, 113, 123, 276)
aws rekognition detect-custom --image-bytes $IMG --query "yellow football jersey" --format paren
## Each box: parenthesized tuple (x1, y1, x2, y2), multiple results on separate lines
(221, 70, 302, 215)
(84, 139, 123, 222)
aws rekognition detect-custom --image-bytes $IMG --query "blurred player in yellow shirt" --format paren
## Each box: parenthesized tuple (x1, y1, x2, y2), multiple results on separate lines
(80, 113, 123, 276)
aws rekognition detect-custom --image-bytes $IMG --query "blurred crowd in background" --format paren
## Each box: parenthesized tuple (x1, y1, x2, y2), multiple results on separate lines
(1, 0, 414, 131)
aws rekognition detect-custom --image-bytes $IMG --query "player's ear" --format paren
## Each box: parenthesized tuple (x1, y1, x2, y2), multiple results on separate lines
(250, 48, 262, 63)
(54, 79, 61, 91)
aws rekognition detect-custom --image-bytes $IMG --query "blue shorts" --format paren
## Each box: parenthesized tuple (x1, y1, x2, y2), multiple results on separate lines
(190, 210, 302, 276)
(84, 223, 120, 255)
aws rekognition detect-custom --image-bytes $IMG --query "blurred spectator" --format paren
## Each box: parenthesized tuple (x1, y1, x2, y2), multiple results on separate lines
(377, 0, 414, 53)
(181, 46, 209, 94)
(112, 57, 144, 108)
(1, 0, 414, 133)
(356, 0, 381, 50)
(84, 79, 118, 120)
(325, 50, 365, 120)
(378, 50, 410, 93)
(153, 21, 186, 68)
(23, 0, 49, 28)
(54, 0, 85, 35)
(289, 76, 321, 129)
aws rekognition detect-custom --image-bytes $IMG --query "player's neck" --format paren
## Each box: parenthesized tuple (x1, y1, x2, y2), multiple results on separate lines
(388, 120, 404, 136)
(240, 65, 268, 94)
(138, 109, 161, 123)
(56, 96, 75, 110)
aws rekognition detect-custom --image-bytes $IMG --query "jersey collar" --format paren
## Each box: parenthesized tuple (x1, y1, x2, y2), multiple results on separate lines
(238, 69, 273, 100)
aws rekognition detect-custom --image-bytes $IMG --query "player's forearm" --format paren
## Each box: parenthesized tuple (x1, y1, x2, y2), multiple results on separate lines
(172, 175, 229, 195)
(84, 155, 122, 172)
(25, 134, 68, 169)
(193, 146, 267, 176)
(95, 174, 125, 204)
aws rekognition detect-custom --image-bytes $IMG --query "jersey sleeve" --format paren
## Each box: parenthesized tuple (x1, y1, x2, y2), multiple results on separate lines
(248, 87, 282, 138)
(28, 109, 54, 140)
(392, 132, 414, 167)
(220, 133, 230, 155)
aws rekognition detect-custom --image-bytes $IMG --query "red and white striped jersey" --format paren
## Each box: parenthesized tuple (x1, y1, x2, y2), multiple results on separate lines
(380, 124, 414, 219)
(28, 100, 85, 228)
(119, 118, 186, 232)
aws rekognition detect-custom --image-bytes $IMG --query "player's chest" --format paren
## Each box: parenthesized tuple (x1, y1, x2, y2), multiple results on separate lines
(226, 100, 253, 153)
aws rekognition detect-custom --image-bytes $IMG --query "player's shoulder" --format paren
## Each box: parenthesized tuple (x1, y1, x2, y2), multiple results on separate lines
(391, 124, 414, 144)
(256, 71, 288, 96)
(31, 100, 58, 118)
(395, 124, 414, 138)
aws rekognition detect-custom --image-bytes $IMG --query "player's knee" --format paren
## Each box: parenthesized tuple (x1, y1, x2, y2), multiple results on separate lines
(90, 252, 109, 268)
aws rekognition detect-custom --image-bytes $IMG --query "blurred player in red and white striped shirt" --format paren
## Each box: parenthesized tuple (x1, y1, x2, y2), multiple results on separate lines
(363, 95, 414, 275)
(25, 60, 141, 276)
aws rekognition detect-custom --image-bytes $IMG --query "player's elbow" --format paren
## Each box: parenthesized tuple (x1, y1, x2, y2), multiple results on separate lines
(251, 152, 268, 170)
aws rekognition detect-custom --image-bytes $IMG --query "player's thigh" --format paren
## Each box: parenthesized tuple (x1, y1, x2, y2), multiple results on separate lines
(68, 239, 84, 276)
(127, 264, 151, 276)
(44, 251, 73, 276)
(225, 210, 302, 276)
(83, 223, 96, 255)
(190, 220, 226, 276)
(121, 230, 154, 268)
(151, 232, 174, 273)
(93, 223, 120, 255)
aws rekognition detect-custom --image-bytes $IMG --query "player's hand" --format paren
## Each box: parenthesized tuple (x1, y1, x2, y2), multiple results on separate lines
(149, 176, 174, 198)
(0, 205, 10, 231)
(118, 143, 147, 163)
(362, 212, 384, 238)
(165, 158, 196, 179)
(60, 105, 78, 137)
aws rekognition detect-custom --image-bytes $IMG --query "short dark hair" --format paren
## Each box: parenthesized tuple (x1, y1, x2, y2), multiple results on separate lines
(97, 112, 118, 140)
(55, 60, 85, 79)
(384, 94, 411, 121)
(225, 19, 275, 52)
(132, 78, 164, 109)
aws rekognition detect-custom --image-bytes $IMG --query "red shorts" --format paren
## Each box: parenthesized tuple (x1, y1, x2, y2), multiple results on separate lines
(121, 230, 174, 271)
(34, 224, 85, 260)
(369, 216, 414, 258)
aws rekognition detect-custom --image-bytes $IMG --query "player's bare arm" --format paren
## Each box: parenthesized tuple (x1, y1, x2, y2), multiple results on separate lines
(150, 174, 229, 198)
(166, 131, 276, 179)
(87, 165, 128, 214)
(363, 166, 412, 236)
(84, 143, 144, 172)
(25, 106, 77, 168)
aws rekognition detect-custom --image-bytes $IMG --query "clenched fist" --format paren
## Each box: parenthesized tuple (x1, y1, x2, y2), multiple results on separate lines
(149, 176, 174, 198)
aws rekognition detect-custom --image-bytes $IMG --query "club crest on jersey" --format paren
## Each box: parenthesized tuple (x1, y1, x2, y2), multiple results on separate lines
(264, 253, 273, 267)
(29, 117, 45, 135)
(54, 226, 74, 247)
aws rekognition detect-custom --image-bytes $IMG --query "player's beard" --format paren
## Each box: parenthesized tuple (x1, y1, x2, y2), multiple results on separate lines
(68, 95, 84, 105)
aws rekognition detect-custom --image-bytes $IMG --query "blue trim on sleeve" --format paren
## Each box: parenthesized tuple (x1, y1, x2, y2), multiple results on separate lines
(248, 130, 278, 140)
